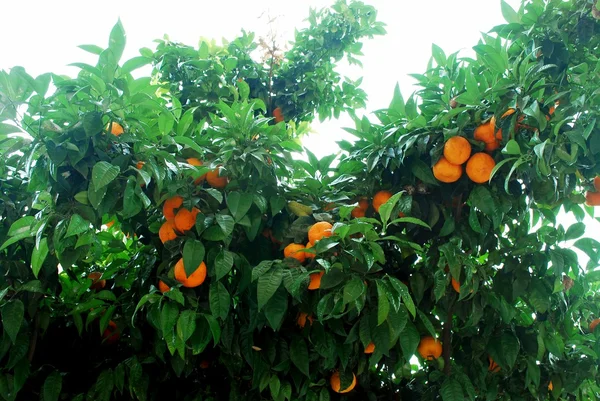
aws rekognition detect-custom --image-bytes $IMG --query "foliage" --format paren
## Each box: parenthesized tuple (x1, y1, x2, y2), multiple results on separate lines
(1, 0, 600, 400)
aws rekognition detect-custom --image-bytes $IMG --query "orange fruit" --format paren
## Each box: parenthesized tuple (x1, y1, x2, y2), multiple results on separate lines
(297, 312, 314, 328)
(417, 336, 442, 360)
(174, 258, 207, 288)
(594, 177, 600, 192)
(466, 153, 496, 184)
(548, 381, 553, 391)
(308, 221, 333, 245)
(159, 220, 178, 244)
(330, 371, 357, 394)
(372, 190, 393, 213)
(488, 356, 501, 373)
(590, 318, 600, 332)
(474, 118, 495, 143)
(364, 342, 375, 354)
(433, 156, 463, 183)
(443, 136, 471, 165)
(451, 278, 460, 293)
(273, 107, 285, 123)
(501, 108, 516, 118)
(586, 191, 600, 206)
(351, 198, 369, 218)
(102, 320, 120, 344)
(484, 140, 500, 152)
(199, 360, 210, 369)
(174, 207, 201, 232)
(187, 158, 207, 184)
(284, 243, 307, 263)
(105, 219, 115, 229)
(136, 161, 145, 169)
(88, 272, 106, 290)
(304, 242, 315, 259)
(308, 271, 324, 290)
(107, 122, 124, 136)
(206, 166, 228, 189)
(158, 280, 171, 294)
(163, 196, 183, 221)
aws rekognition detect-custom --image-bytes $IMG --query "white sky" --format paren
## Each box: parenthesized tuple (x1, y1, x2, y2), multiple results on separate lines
(2, 0, 599, 267)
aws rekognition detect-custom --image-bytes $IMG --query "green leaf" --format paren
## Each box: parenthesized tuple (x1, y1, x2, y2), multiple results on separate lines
(399, 320, 420, 360)
(526, 357, 540, 387)
(161, 302, 179, 335)
(7, 216, 35, 237)
(92, 162, 120, 191)
(215, 214, 235, 237)
(43, 371, 62, 401)
(431, 43, 447, 66)
(79, 44, 104, 55)
(31, 237, 48, 278)
(388, 277, 416, 318)
(270, 195, 287, 215)
(227, 191, 253, 222)
(441, 378, 463, 401)
(173, 136, 205, 157)
(65, 214, 89, 238)
(290, 336, 310, 377)
(269, 375, 281, 400)
(411, 159, 438, 186)
(108, 19, 126, 63)
(501, 0, 521, 24)
(209, 282, 230, 320)
(176, 310, 196, 342)
(565, 222, 586, 241)
(343, 278, 365, 305)
(376, 281, 390, 325)
(257, 268, 283, 310)
(215, 249, 234, 280)
(121, 57, 151, 75)
(502, 139, 521, 155)
(1, 300, 24, 344)
(468, 186, 496, 217)
(501, 332, 520, 369)
(203, 313, 221, 344)
(264, 289, 288, 330)
(182, 239, 205, 277)
(378, 192, 402, 227)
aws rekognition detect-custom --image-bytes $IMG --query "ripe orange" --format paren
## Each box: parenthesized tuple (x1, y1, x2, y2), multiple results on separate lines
(105, 219, 115, 229)
(466, 153, 496, 184)
(308, 271, 324, 290)
(304, 242, 315, 259)
(88, 272, 106, 290)
(590, 318, 600, 332)
(284, 243, 307, 263)
(372, 190, 393, 213)
(273, 107, 285, 123)
(501, 108, 516, 118)
(451, 278, 460, 293)
(308, 221, 333, 245)
(488, 356, 501, 373)
(433, 156, 463, 183)
(297, 312, 314, 328)
(417, 336, 442, 360)
(351, 197, 369, 218)
(586, 191, 600, 206)
(163, 196, 183, 221)
(136, 161, 145, 169)
(206, 166, 228, 189)
(159, 220, 178, 244)
(174, 207, 201, 232)
(199, 360, 210, 369)
(102, 320, 120, 344)
(548, 381, 553, 391)
(364, 342, 375, 354)
(474, 118, 495, 143)
(107, 122, 124, 136)
(158, 280, 171, 294)
(484, 140, 500, 152)
(174, 258, 207, 288)
(443, 136, 471, 165)
(594, 177, 600, 192)
(187, 158, 207, 184)
(330, 371, 357, 394)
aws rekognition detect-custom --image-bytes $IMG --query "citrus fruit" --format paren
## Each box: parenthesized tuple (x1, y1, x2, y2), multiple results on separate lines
(308, 221, 333, 245)
(159, 220, 178, 244)
(308, 271, 324, 290)
(88, 272, 106, 290)
(163, 196, 183, 221)
(586, 191, 600, 206)
(364, 342, 375, 354)
(451, 278, 460, 293)
(187, 158, 207, 184)
(488, 356, 501, 373)
(174, 207, 200, 232)
(158, 280, 171, 294)
(273, 107, 284, 123)
(330, 371, 357, 394)
(107, 122, 124, 136)
(443, 136, 471, 165)
(372, 190, 393, 213)
(102, 320, 120, 344)
(594, 176, 600, 192)
(304, 242, 315, 259)
(474, 118, 495, 143)
(206, 166, 228, 189)
(433, 156, 463, 183)
(136, 161, 145, 169)
(351, 198, 369, 218)
(466, 153, 496, 184)
(284, 243, 307, 263)
(590, 318, 600, 332)
(174, 258, 207, 288)
(297, 312, 314, 328)
(417, 336, 442, 360)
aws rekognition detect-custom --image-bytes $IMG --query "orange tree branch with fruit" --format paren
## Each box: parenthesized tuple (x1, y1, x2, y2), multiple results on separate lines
(1, 0, 600, 400)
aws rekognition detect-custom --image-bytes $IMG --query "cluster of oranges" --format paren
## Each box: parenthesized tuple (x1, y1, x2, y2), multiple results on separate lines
(585, 177, 600, 206)
(186, 158, 228, 189)
(350, 190, 405, 218)
(433, 135, 496, 184)
(283, 221, 333, 290)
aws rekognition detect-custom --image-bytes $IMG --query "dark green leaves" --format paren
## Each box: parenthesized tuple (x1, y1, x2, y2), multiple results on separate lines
(43, 372, 62, 401)
(1, 300, 24, 343)
(227, 192, 252, 222)
(183, 240, 205, 277)
(31, 237, 48, 277)
(209, 282, 230, 320)
(440, 378, 463, 401)
(92, 162, 120, 191)
(257, 267, 283, 310)
(290, 337, 310, 376)
(215, 249, 234, 280)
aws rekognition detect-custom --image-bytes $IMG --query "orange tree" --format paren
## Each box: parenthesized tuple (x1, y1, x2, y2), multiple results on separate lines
(1, 0, 600, 400)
